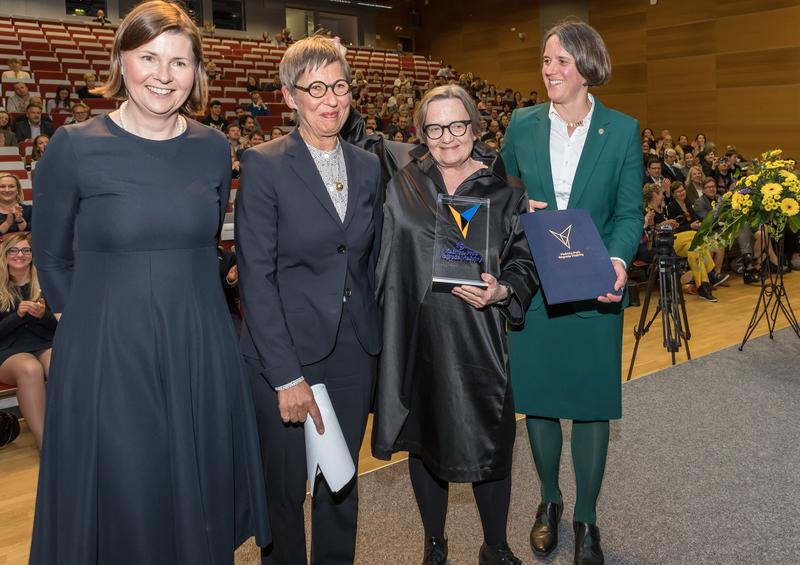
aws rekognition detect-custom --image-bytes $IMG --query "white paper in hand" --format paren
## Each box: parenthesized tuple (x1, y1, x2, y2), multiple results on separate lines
(304, 383, 356, 495)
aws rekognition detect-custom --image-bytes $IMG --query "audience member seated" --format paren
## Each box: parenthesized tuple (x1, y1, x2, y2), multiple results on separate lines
(45, 86, 73, 115)
(0, 173, 31, 235)
(205, 60, 224, 82)
(14, 104, 55, 142)
(644, 156, 670, 199)
(692, 133, 707, 154)
(269, 127, 283, 140)
(28, 135, 49, 169)
(226, 122, 244, 176)
(678, 150, 695, 176)
(240, 114, 260, 138)
(713, 155, 735, 193)
(262, 76, 281, 92)
(6, 82, 32, 114)
(661, 149, 685, 183)
(698, 149, 716, 177)
(643, 183, 718, 302)
(684, 165, 705, 205)
(0, 233, 56, 450)
(201, 99, 226, 131)
(63, 102, 91, 125)
(249, 131, 265, 147)
(0, 111, 17, 147)
(667, 181, 728, 287)
(246, 92, 271, 116)
(76, 72, 103, 99)
(92, 8, 111, 24)
(677, 134, 692, 155)
(2, 58, 31, 82)
(245, 75, 261, 92)
(692, 176, 722, 221)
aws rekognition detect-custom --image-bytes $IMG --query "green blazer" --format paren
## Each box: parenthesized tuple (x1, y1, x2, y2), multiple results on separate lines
(501, 97, 643, 317)
(500, 97, 644, 419)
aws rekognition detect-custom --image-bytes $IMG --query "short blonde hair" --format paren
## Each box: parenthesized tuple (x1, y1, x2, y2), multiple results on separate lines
(95, 0, 207, 115)
(279, 36, 350, 95)
(413, 85, 481, 144)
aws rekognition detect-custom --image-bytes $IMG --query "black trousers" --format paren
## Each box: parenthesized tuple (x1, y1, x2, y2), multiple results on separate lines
(248, 310, 376, 565)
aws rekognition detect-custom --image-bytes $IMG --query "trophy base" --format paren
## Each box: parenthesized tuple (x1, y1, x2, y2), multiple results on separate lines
(432, 277, 489, 292)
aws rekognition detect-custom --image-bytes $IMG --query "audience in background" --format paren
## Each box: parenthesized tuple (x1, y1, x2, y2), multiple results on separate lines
(29, 135, 49, 168)
(14, 104, 54, 142)
(247, 91, 272, 116)
(76, 72, 102, 99)
(2, 58, 31, 82)
(92, 9, 111, 25)
(201, 99, 226, 130)
(0, 111, 17, 147)
(245, 75, 261, 92)
(63, 102, 91, 125)
(0, 173, 31, 235)
(0, 232, 55, 450)
(45, 86, 73, 115)
(6, 82, 31, 114)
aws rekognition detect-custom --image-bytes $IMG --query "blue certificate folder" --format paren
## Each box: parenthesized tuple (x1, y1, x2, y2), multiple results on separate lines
(521, 209, 619, 305)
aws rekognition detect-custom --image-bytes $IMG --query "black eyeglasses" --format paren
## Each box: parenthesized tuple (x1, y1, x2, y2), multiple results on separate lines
(6, 247, 32, 257)
(293, 80, 351, 98)
(423, 120, 471, 140)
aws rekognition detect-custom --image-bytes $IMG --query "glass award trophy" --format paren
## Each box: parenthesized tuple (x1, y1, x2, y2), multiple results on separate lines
(432, 194, 491, 291)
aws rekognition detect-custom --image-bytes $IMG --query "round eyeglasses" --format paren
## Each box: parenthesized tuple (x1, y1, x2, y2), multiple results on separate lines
(293, 80, 351, 98)
(423, 120, 471, 140)
(6, 247, 32, 257)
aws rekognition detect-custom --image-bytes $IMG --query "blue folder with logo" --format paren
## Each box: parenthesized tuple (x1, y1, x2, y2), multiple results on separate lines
(520, 209, 619, 305)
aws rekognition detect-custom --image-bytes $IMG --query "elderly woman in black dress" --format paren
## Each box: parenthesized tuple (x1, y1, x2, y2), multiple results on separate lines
(372, 85, 536, 565)
(0, 233, 55, 449)
(30, 2, 269, 563)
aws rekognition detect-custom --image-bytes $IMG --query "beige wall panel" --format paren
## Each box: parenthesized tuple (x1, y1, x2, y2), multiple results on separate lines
(717, 7, 800, 54)
(589, 0, 646, 21)
(647, 55, 716, 93)
(595, 93, 647, 125)
(596, 62, 647, 95)
(716, 125, 800, 159)
(647, 22, 717, 60)
(648, 90, 717, 129)
(717, 47, 800, 88)
(717, 85, 800, 125)
(646, 0, 716, 28)
(715, 0, 800, 16)
(591, 12, 647, 64)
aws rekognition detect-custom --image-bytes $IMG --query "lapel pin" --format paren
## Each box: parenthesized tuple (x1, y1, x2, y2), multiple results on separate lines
(598, 128, 605, 135)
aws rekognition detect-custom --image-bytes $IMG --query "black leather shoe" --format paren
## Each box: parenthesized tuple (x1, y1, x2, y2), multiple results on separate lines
(422, 535, 448, 565)
(479, 542, 522, 565)
(573, 521, 604, 565)
(530, 497, 563, 557)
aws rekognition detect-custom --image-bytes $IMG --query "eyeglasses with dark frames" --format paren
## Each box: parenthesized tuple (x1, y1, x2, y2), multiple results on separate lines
(423, 120, 472, 140)
(6, 247, 32, 257)
(293, 80, 351, 98)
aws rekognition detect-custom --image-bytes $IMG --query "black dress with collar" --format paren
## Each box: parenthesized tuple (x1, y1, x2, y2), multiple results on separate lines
(372, 141, 537, 482)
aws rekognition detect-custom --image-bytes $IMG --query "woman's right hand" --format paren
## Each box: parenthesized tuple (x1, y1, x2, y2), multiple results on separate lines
(17, 300, 35, 318)
(529, 199, 548, 213)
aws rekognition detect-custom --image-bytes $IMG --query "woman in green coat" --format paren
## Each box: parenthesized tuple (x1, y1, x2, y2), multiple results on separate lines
(500, 20, 643, 565)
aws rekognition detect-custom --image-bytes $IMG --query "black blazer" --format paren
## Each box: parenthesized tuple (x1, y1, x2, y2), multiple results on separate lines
(235, 129, 382, 388)
(662, 162, 685, 183)
(14, 118, 55, 141)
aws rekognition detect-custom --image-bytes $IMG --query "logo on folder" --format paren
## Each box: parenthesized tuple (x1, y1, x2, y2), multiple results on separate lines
(549, 224, 573, 249)
(448, 203, 482, 239)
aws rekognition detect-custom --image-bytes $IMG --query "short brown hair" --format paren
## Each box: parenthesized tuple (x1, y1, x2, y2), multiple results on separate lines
(414, 85, 481, 144)
(95, 0, 207, 115)
(542, 19, 611, 87)
(643, 183, 661, 205)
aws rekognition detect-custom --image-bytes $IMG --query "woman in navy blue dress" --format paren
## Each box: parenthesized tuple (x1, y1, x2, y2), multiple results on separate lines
(30, 2, 269, 563)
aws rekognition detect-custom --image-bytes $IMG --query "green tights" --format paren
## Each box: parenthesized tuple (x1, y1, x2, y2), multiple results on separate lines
(525, 416, 610, 524)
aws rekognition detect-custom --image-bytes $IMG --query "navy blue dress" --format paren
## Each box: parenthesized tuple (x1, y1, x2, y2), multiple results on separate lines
(30, 115, 270, 564)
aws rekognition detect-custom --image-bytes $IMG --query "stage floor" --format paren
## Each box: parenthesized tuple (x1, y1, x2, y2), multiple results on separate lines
(1, 272, 799, 564)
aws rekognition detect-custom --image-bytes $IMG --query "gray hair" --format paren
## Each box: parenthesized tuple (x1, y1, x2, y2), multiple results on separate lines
(542, 19, 611, 87)
(413, 85, 482, 144)
(279, 36, 351, 95)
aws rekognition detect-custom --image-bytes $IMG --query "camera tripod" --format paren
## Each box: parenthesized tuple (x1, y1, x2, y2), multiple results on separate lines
(626, 251, 692, 381)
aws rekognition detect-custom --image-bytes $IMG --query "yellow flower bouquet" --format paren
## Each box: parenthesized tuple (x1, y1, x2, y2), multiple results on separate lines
(691, 149, 800, 250)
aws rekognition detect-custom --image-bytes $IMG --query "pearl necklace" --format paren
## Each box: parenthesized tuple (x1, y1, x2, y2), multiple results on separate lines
(118, 101, 186, 137)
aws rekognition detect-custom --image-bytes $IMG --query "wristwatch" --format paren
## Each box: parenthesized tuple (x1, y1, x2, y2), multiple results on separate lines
(494, 281, 514, 307)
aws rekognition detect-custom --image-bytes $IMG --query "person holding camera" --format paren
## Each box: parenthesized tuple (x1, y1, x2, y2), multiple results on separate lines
(645, 183, 718, 302)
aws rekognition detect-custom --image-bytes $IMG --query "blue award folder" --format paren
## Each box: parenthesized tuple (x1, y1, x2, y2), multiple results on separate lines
(521, 209, 619, 305)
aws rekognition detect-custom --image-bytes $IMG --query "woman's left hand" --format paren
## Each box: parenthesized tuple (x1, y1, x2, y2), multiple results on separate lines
(452, 273, 508, 309)
(597, 259, 627, 303)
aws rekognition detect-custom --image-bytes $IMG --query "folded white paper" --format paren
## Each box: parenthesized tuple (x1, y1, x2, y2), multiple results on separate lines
(304, 383, 356, 494)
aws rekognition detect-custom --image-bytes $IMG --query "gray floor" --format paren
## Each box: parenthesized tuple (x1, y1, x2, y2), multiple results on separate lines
(237, 328, 800, 565)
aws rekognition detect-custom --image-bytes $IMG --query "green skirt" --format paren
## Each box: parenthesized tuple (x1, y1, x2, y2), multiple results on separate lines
(508, 301, 623, 421)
